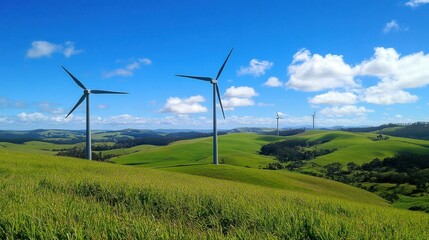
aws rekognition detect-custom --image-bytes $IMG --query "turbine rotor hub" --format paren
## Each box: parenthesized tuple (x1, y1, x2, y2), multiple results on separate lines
(84, 89, 91, 94)
(211, 79, 217, 84)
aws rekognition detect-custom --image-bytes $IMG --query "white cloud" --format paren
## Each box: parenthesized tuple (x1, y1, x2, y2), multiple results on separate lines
(362, 86, 418, 105)
(383, 20, 400, 34)
(237, 59, 273, 77)
(222, 98, 255, 110)
(26, 41, 81, 58)
(286, 49, 358, 91)
(17, 112, 49, 122)
(103, 58, 152, 78)
(320, 105, 373, 117)
(222, 86, 258, 110)
(224, 86, 258, 98)
(309, 91, 358, 105)
(287, 47, 429, 106)
(358, 47, 429, 89)
(405, 0, 429, 7)
(263, 76, 283, 87)
(159, 95, 207, 114)
(63, 41, 83, 57)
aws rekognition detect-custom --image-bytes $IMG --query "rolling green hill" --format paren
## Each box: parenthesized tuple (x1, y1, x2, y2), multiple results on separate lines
(286, 130, 429, 165)
(2, 148, 429, 239)
(113, 131, 429, 212)
(114, 131, 429, 168)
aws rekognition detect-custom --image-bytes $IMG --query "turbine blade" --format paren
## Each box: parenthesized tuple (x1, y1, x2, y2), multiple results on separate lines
(91, 90, 128, 94)
(175, 74, 212, 82)
(66, 94, 86, 118)
(276, 112, 279, 118)
(216, 84, 225, 119)
(61, 66, 86, 89)
(215, 48, 233, 80)
(314, 110, 316, 116)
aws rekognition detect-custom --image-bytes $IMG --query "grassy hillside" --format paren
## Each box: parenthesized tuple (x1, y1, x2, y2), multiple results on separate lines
(288, 130, 429, 165)
(114, 133, 281, 168)
(1, 149, 429, 239)
(0, 141, 79, 155)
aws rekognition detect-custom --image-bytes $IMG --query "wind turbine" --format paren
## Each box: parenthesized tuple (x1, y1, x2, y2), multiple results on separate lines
(176, 48, 233, 165)
(62, 66, 128, 160)
(276, 112, 283, 136)
(312, 110, 316, 130)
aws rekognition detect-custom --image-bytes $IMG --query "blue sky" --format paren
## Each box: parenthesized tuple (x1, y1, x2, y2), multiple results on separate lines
(1, 0, 429, 130)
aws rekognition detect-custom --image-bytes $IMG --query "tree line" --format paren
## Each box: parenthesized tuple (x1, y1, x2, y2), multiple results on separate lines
(287, 153, 429, 208)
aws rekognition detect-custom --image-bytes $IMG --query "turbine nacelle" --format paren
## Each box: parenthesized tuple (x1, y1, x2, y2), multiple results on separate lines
(210, 79, 217, 84)
(85, 89, 91, 94)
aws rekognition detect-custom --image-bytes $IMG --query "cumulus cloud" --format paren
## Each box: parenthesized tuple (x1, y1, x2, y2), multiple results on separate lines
(405, 0, 429, 7)
(263, 76, 283, 87)
(383, 20, 400, 34)
(222, 98, 255, 110)
(237, 59, 273, 77)
(362, 86, 418, 105)
(224, 86, 258, 98)
(159, 95, 207, 114)
(320, 105, 373, 117)
(358, 47, 429, 89)
(289, 47, 429, 105)
(63, 41, 83, 57)
(222, 86, 258, 110)
(103, 58, 152, 78)
(17, 112, 49, 122)
(26, 41, 82, 58)
(309, 91, 358, 105)
(286, 49, 358, 91)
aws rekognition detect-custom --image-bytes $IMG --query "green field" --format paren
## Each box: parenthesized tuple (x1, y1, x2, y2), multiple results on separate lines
(2, 149, 429, 239)
(115, 133, 280, 168)
(2, 130, 429, 238)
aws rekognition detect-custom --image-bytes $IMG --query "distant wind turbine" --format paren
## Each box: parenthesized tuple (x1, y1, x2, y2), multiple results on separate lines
(276, 112, 283, 136)
(176, 48, 233, 165)
(62, 66, 128, 160)
(312, 110, 316, 130)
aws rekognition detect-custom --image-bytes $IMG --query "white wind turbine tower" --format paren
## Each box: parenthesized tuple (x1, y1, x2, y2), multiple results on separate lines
(176, 49, 233, 165)
(276, 112, 283, 136)
(62, 66, 128, 160)
(312, 110, 316, 130)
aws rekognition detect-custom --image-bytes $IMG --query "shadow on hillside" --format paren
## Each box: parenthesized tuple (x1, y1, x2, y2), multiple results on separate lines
(256, 136, 282, 142)
(156, 163, 208, 169)
(123, 162, 149, 166)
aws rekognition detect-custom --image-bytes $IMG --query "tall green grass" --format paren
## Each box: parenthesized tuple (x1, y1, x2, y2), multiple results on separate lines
(1, 150, 429, 239)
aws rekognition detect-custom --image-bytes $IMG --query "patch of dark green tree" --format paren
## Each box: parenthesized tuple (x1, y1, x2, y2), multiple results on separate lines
(259, 139, 334, 164)
(286, 153, 429, 212)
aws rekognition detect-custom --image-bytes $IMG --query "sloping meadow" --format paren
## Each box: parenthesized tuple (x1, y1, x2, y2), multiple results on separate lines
(1, 150, 428, 239)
